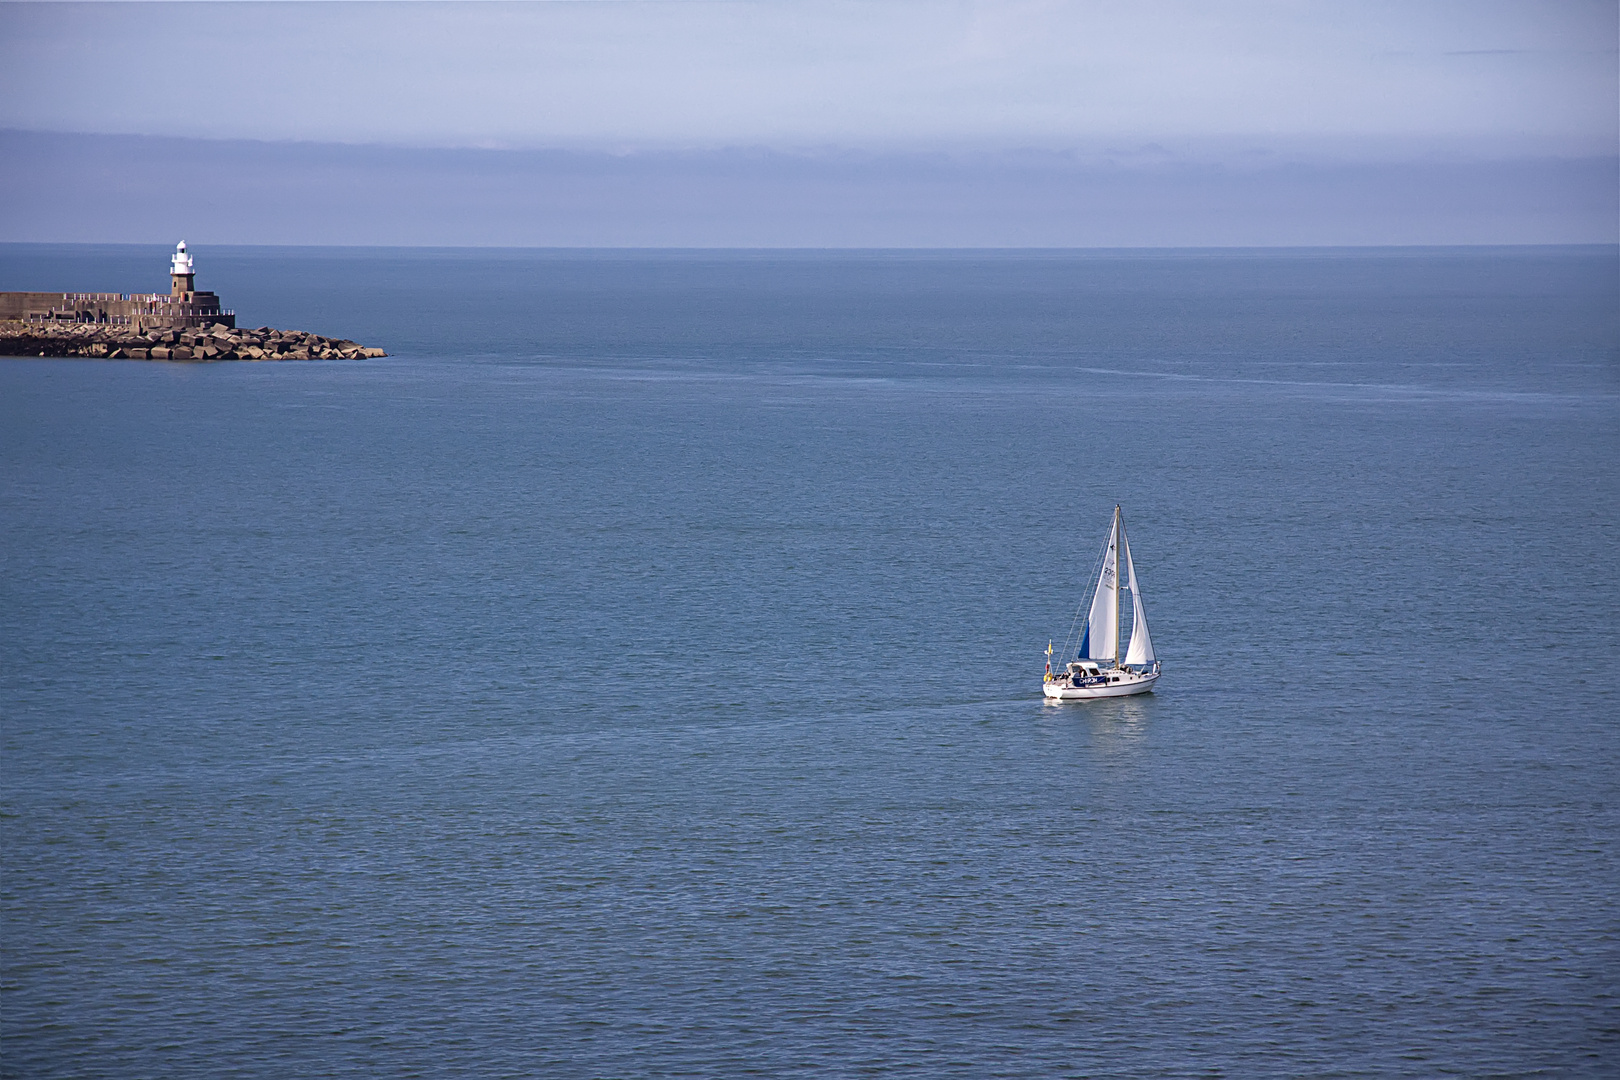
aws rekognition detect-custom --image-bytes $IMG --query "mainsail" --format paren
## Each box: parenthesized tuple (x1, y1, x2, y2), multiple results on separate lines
(1082, 510, 1120, 661)
(1121, 519, 1155, 666)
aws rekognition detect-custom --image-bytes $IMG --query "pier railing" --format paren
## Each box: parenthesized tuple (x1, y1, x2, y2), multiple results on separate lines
(25, 309, 235, 326)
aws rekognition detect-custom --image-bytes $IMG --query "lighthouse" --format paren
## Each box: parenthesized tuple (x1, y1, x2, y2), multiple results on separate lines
(155, 241, 233, 328)
(170, 241, 195, 297)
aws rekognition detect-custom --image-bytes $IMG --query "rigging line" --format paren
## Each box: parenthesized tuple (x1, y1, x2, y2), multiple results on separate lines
(1058, 525, 1112, 665)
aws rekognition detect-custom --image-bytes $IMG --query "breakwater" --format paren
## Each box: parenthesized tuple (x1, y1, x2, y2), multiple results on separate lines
(1, 243, 386, 362)
(0, 321, 387, 361)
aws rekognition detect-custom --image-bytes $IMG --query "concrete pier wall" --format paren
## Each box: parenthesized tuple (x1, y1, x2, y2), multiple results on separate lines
(0, 290, 235, 330)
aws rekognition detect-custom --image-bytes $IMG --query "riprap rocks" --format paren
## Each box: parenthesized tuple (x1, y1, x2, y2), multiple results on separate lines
(0, 322, 388, 362)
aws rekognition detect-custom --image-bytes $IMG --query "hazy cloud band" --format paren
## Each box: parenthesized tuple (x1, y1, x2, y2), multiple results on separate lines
(4, 130, 1613, 246)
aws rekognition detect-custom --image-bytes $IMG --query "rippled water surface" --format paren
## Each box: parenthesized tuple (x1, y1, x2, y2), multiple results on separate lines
(3, 246, 1618, 1076)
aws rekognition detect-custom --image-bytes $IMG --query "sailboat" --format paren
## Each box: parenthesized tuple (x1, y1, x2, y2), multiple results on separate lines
(1043, 505, 1161, 700)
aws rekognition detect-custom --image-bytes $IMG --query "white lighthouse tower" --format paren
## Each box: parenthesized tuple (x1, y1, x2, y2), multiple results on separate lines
(170, 241, 195, 297)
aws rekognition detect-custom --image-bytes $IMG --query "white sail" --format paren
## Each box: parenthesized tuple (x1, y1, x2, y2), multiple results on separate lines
(1083, 510, 1119, 661)
(1121, 522, 1155, 666)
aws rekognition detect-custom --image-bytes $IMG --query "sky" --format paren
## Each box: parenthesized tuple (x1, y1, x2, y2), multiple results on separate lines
(1, 0, 1616, 246)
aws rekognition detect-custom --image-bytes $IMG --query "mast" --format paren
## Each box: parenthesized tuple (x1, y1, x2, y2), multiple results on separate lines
(1113, 506, 1122, 667)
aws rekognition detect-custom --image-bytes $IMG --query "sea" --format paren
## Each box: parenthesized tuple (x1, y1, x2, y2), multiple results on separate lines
(2, 245, 1616, 1077)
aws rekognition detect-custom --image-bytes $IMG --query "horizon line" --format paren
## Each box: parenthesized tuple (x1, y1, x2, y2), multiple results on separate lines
(4, 241, 1617, 253)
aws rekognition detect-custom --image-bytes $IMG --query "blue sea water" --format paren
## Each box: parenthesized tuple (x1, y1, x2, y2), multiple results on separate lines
(2, 245, 1617, 1077)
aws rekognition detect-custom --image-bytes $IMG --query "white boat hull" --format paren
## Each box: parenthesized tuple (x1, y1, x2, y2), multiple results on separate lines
(1042, 669, 1159, 700)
